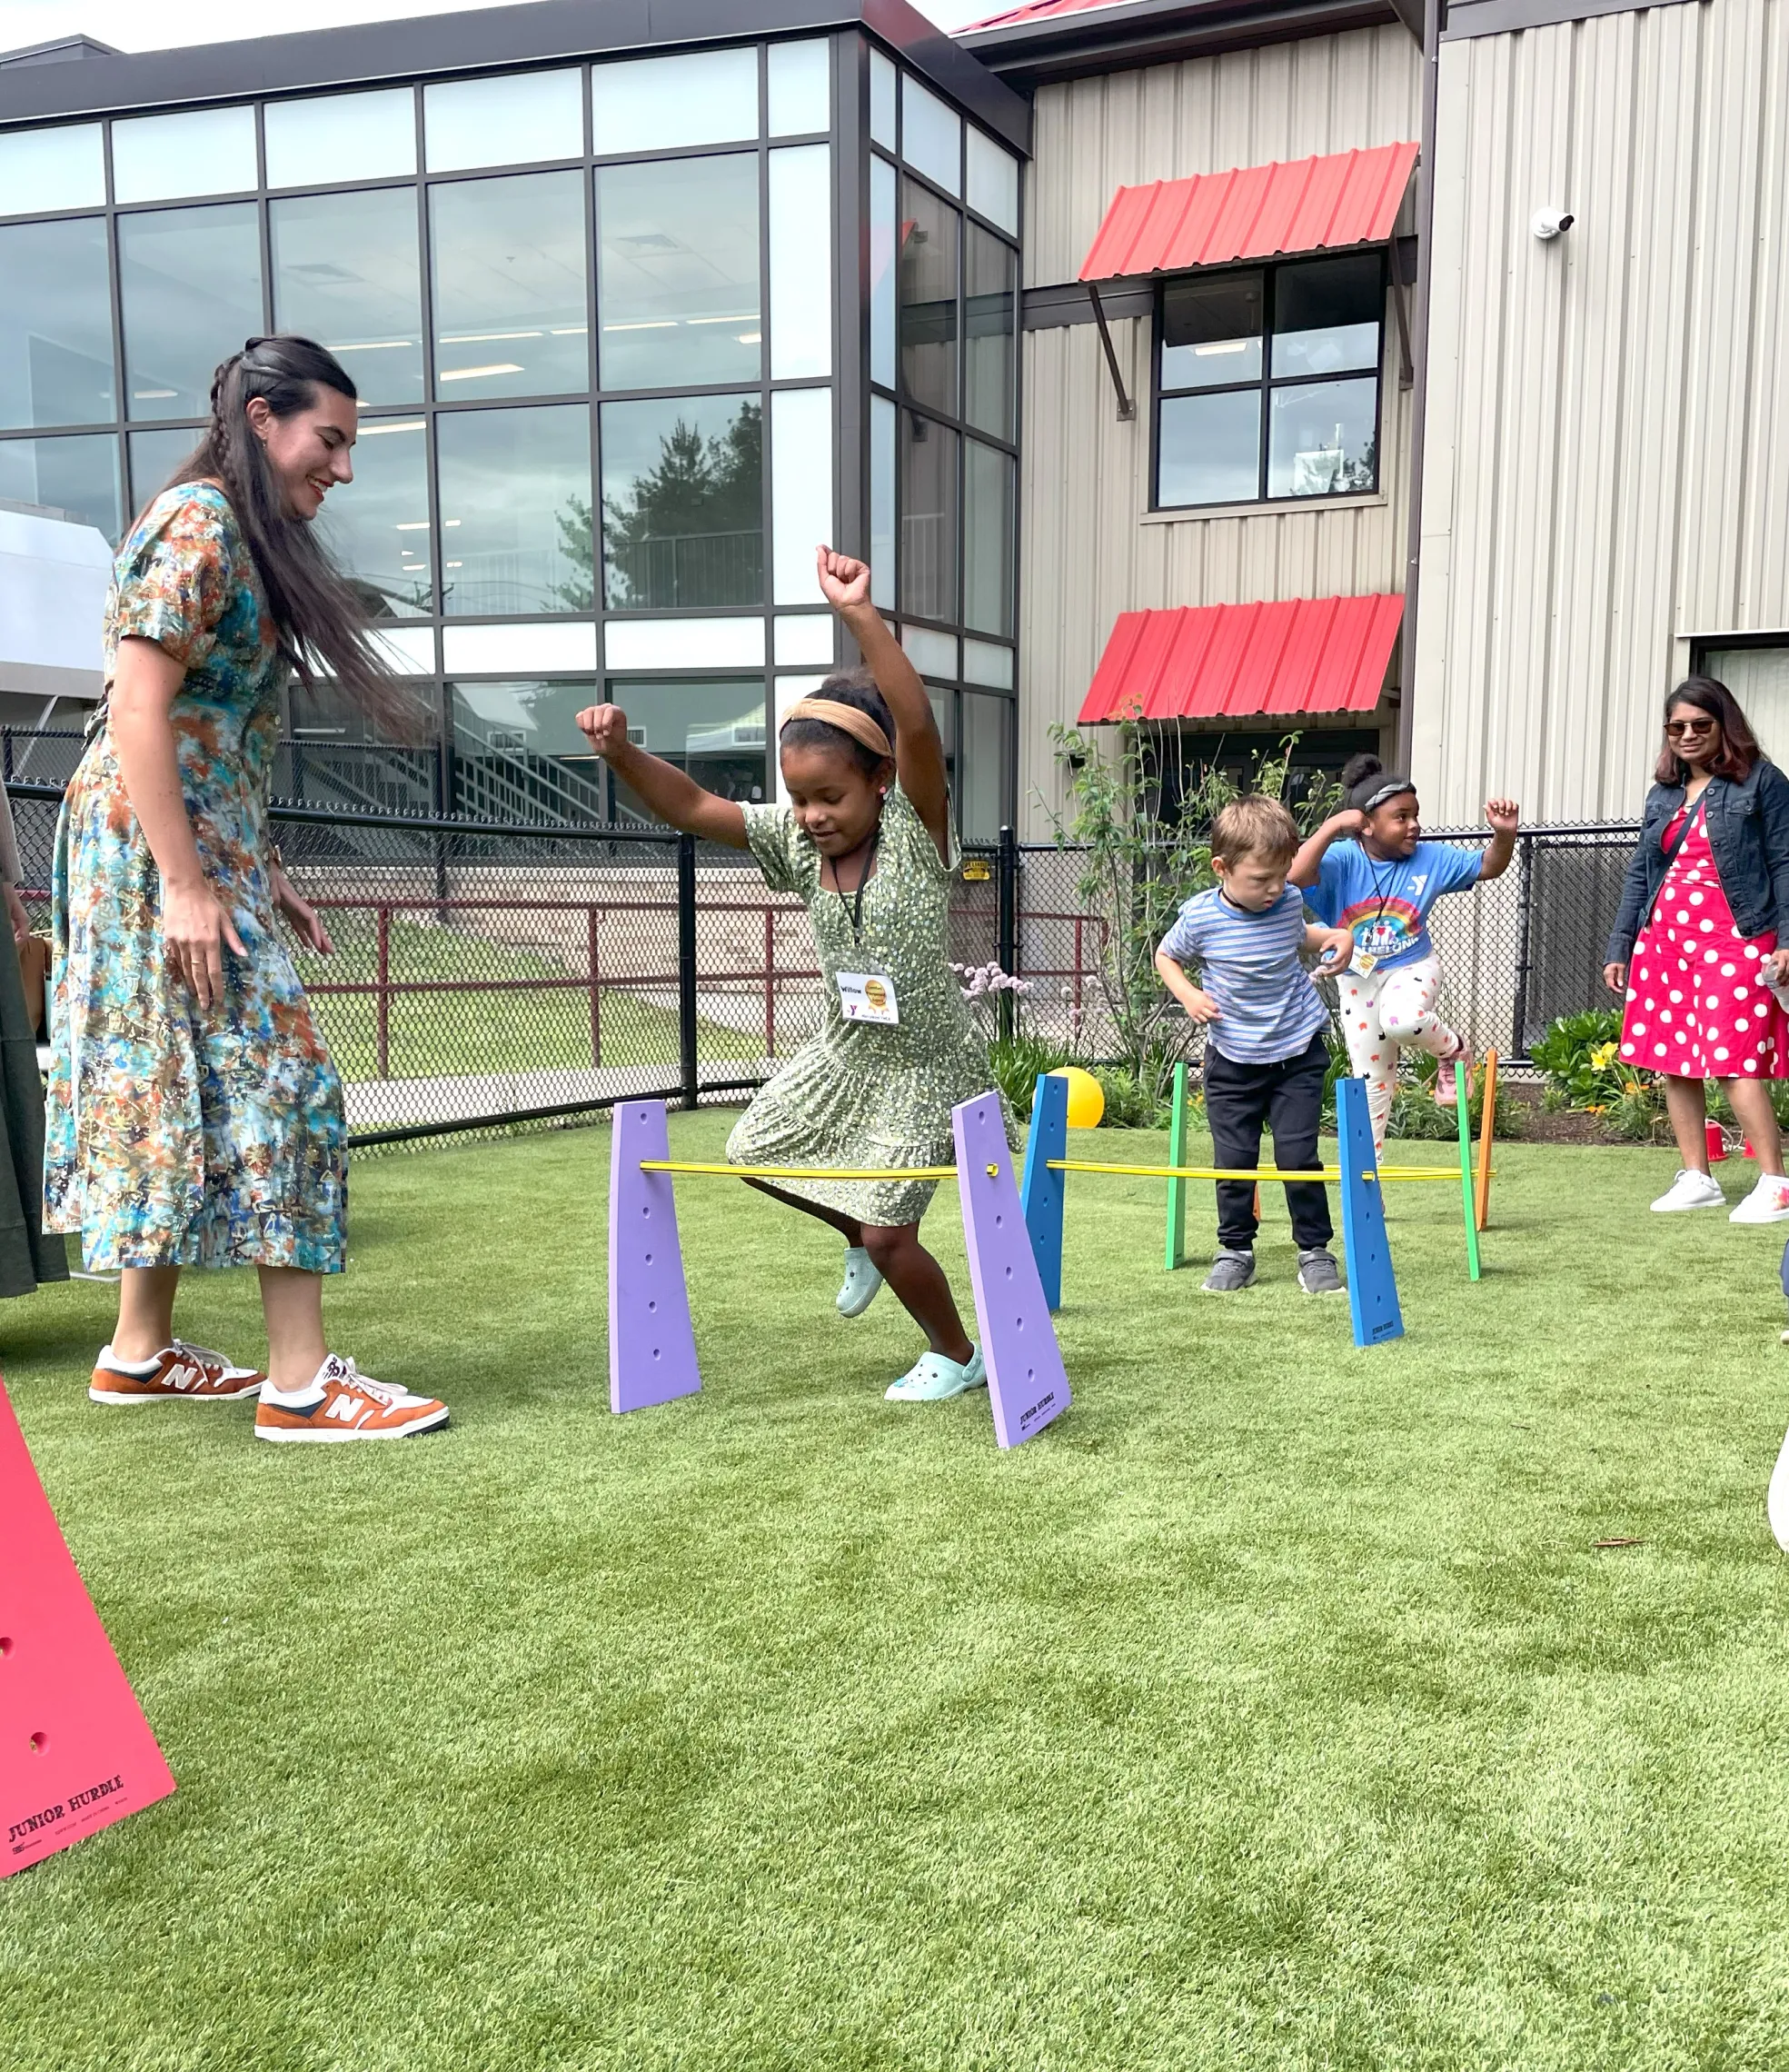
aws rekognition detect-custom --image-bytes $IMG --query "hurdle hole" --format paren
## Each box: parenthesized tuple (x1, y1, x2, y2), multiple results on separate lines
(28, 1730, 46, 1753)
(644, 1251, 653, 1265)
(994, 1213, 1003, 1229)
(648, 1299, 658, 1313)
(0, 1635, 11, 1657)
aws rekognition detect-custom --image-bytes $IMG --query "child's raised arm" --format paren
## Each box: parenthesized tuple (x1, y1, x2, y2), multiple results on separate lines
(815, 545, 951, 861)
(574, 702, 750, 849)
(1289, 809, 1365, 889)
(1477, 797, 1521, 881)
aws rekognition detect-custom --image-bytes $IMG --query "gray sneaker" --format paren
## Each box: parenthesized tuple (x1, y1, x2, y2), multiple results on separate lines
(1297, 1248, 1346, 1296)
(1201, 1248, 1257, 1293)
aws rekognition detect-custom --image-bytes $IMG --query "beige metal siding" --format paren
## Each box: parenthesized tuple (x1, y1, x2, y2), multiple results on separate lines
(1413, 0, 1789, 826)
(1016, 28, 1423, 833)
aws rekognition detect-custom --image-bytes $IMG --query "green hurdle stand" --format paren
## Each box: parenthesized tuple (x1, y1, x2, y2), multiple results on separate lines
(1165, 1061, 1190, 1271)
(1455, 1059, 1482, 1281)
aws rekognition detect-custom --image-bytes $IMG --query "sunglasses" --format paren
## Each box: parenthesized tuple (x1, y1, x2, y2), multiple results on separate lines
(1665, 717, 1717, 737)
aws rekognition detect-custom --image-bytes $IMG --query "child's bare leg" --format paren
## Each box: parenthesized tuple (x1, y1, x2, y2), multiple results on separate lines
(861, 1223, 973, 1362)
(744, 1177, 863, 1246)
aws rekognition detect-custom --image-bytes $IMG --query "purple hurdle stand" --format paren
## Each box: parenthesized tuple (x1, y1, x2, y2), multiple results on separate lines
(954, 1092, 1070, 1448)
(609, 1100, 702, 1414)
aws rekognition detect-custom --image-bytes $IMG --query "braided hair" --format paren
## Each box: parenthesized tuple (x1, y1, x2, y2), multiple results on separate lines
(145, 334, 418, 737)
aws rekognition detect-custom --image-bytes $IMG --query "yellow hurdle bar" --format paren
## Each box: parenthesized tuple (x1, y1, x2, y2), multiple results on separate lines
(640, 1159, 1474, 1184)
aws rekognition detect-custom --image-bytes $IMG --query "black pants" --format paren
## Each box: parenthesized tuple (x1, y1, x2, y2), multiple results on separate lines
(1202, 1032, 1333, 1252)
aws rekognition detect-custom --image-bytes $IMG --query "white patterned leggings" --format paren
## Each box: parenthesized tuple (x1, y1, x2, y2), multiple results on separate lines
(1336, 952, 1467, 1150)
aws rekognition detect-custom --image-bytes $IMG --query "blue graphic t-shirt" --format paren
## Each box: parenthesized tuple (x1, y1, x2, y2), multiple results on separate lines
(1307, 839, 1484, 970)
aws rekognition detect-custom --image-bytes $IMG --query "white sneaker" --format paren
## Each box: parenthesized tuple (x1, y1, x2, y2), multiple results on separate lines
(1650, 1169, 1727, 1212)
(836, 1245, 884, 1319)
(1729, 1174, 1789, 1223)
(1768, 1423, 1789, 1550)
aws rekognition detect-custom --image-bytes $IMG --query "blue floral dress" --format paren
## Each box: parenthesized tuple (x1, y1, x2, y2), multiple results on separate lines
(44, 483, 347, 1274)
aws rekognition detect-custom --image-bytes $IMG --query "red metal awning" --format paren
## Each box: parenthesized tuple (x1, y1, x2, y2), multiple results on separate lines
(1077, 596, 1404, 724)
(1078, 142, 1418, 282)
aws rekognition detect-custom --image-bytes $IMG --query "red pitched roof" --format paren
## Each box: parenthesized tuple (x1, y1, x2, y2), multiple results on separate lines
(961, 0, 1133, 28)
(1078, 142, 1418, 281)
(1077, 597, 1404, 723)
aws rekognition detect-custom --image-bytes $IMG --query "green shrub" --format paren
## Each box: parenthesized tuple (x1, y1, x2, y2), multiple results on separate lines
(988, 1033, 1071, 1121)
(1529, 1009, 1626, 1107)
(1091, 1063, 1169, 1130)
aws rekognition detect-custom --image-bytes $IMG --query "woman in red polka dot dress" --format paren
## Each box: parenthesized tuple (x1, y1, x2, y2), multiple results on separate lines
(1605, 677, 1789, 1220)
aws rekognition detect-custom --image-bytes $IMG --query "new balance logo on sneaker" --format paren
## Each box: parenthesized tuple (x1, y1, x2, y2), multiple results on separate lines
(253, 1355, 450, 1444)
(89, 1341, 265, 1405)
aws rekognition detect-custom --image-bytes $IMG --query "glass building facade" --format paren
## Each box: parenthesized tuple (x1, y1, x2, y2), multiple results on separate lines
(0, 25, 1022, 835)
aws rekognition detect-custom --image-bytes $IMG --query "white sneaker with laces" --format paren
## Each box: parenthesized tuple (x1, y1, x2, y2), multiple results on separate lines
(1650, 1169, 1727, 1213)
(836, 1245, 884, 1319)
(1730, 1174, 1789, 1223)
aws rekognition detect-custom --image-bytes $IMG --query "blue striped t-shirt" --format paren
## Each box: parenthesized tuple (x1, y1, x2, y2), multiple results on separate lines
(1158, 884, 1331, 1064)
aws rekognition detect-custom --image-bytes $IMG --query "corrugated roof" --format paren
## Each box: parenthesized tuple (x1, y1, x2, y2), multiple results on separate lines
(1077, 596, 1404, 723)
(961, 0, 1134, 28)
(1078, 141, 1418, 280)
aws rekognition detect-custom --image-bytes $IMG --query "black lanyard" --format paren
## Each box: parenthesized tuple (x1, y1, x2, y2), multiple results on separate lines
(828, 827, 880, 946)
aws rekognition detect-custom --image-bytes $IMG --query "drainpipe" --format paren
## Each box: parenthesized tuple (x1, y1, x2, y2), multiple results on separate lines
(1396, 0, 1444, 774)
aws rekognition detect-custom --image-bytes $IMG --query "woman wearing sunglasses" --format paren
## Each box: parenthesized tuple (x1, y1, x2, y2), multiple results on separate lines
(1605, 676, 1789, 1218)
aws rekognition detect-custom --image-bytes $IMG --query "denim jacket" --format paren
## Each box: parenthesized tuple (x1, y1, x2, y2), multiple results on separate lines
(1606, 758, 1789, 961)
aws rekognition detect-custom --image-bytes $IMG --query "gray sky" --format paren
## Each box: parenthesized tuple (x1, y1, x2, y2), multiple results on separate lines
(0, 0, 992, 57)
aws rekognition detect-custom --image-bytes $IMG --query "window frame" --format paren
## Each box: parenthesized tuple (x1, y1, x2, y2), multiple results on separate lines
(1149, 251, 1389, 515)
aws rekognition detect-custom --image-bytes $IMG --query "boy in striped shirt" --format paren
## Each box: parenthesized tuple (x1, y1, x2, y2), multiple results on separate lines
(1154, 795, 1356, 1295)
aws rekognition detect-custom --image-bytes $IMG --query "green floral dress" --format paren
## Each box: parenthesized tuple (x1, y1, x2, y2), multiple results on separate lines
(730, 782, 1013, 1226)
(44, 483, 347, 1275)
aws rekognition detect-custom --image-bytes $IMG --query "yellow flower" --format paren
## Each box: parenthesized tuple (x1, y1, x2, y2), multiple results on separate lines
(1590, 1041, 1618, 1069)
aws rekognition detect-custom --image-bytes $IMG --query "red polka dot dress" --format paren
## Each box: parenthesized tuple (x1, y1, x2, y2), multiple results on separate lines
(1619, 802, 1789, 1079)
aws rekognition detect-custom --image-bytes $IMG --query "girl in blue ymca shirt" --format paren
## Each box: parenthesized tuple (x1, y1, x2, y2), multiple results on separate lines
(1292, 753, 1520, 1151)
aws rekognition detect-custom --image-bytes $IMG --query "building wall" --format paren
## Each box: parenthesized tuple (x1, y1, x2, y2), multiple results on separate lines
(1413, 0, 1789, 826)
(1013, 25, 1424, 834)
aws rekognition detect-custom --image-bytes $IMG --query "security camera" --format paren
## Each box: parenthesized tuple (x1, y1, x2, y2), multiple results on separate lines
(1532, 207, 1575, 240)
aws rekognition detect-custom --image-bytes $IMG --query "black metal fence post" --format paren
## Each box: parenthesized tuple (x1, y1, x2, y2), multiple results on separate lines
(997, 822, 1018, 1043)
(1511, 832, 1536, 1057)
(679, 832, 700, 1110)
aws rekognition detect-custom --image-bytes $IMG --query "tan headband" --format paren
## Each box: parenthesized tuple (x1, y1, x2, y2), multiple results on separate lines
(781, 697, 893, 762)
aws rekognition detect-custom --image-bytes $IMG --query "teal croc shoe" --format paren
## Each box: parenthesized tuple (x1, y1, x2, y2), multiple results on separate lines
(885, 1345, 985, 1402)
(836, 1245, 884, 1319)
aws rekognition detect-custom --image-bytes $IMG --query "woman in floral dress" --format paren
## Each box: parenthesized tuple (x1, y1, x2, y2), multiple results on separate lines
(46, 335, 449, 1442)
(1605, 676, 1789, 1221)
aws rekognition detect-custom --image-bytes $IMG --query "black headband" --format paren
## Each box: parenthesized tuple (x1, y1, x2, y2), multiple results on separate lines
(1349, 772, 1416, 814)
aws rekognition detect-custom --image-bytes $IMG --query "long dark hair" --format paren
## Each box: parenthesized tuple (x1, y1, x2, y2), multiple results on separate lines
(147, 334, 416, 736)
(1654, 675, 1760, 785)
(779, 665, 897, 779)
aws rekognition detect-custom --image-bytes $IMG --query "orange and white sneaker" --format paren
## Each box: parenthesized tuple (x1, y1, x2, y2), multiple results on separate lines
(253, 1355, 450, 1444)
(89, 1340, 264, 1405)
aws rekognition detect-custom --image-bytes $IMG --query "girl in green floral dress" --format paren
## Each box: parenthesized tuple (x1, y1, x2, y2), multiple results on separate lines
(577, 547, 1005, 1402)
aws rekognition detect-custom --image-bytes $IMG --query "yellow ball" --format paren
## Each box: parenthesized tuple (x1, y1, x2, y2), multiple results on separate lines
(1051, 1065, 1105, 1131)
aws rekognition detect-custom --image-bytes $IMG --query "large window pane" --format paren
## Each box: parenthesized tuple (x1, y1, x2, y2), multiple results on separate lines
(768, 40, 830, 134)
(597, 155, 760, 391)
(601, 393, 761, 609)
(423, 70, 583, 174)
(1272, 254, 1382, 379)
(0, 125, 104, 214)
(265, 88, 415, 187)
(899, 179, 958, 419)
(317, 414, 432, 617)
(120, 204, 263, 423)
(0, 218, 114, 429)
(964, 438, 1012, 638)
(1161, 273, 1264, 390)
(0, 433, 121, 542)
(870, 49, 898, 152)
(452, 678, 601, 761)
(435, 403, 592, 615)
(966, 130, 1019, 238)
(127, 427, 203, 511)
(605, 678, 768, 816)
(769, 146, 830, 381)
(1267, 377, 1377, 497)
(901, 77, 960, 196)
(113, 107, 257, 204)
(272, 188, 422, 408)
(591, 49, 758, 155)
(770, 385, 831, 606)
(870, 155, 897, 392)
(431, 171, 588, 400)
(899, 411, 957, 623)
(964, 224, 1014, 441)
(960, 691, 1009, 842)
(1158, 390, 1260, 507)
(870, 393, 895, 610)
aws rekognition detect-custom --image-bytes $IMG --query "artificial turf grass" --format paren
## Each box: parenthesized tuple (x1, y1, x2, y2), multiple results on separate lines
(3, 1115, 1788, 2071)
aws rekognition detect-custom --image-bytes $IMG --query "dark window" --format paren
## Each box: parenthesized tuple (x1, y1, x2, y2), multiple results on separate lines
(899, 409, 958, 623)
(0, 432, 120, 541)
(963, 224, 1013, 441)
(600, 393, 762, 610)
(602, 677, 768, 817)
(899, 177, 959, 420)
(435, 403, 591, 615)
(1155, 253, 1384, 510)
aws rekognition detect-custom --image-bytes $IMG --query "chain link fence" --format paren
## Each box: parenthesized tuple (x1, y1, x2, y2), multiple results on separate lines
(5, 772, 1645, 1155)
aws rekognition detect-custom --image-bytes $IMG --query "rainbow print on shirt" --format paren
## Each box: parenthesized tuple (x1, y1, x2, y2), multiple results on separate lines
(1336, 894, 1428, 964)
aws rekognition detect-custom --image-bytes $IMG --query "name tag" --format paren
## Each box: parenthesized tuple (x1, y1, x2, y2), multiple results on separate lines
(838, 970, 899, 1024)
(1351, 948, 1381, 976)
